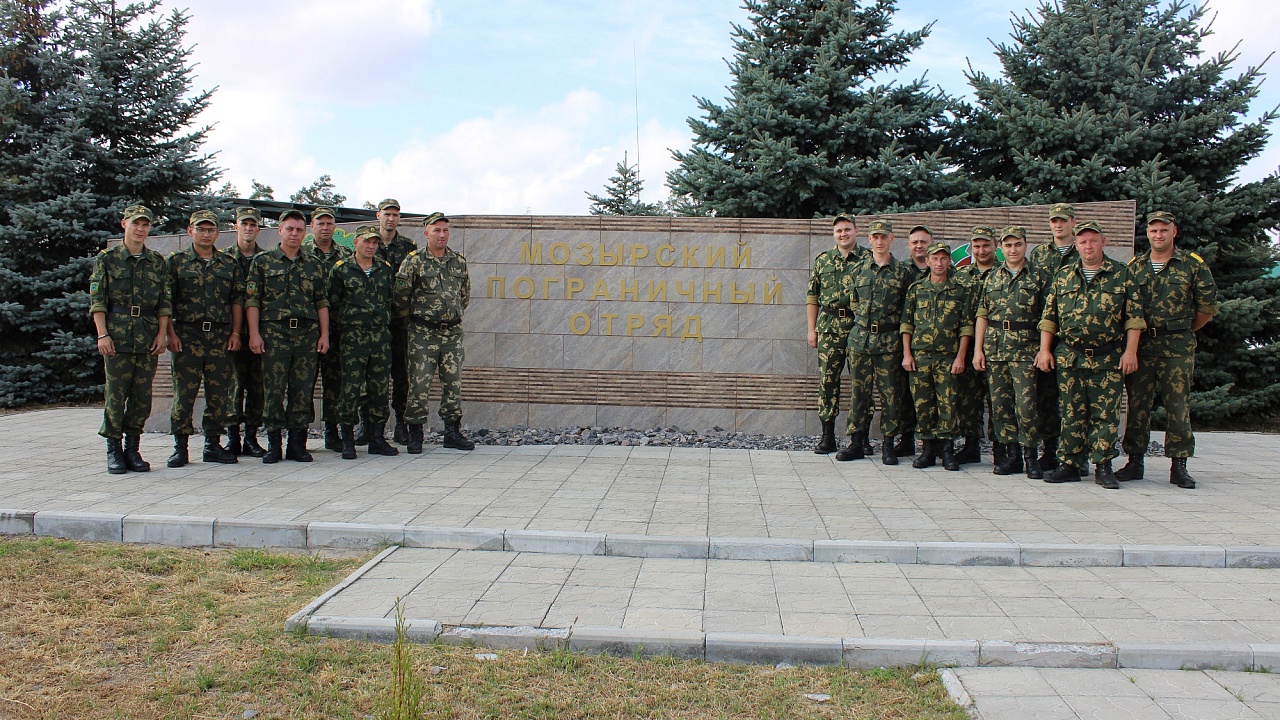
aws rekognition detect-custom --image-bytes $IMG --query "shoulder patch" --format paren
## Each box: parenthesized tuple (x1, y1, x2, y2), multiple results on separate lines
(1190, 252, 1204, 263)
(89, 281, 99, 294)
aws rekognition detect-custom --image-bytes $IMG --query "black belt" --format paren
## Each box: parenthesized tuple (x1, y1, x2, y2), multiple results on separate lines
(1059, 339, 1122, 359)
(1145, 322, 1192, 337)
(175, 319, 229, 333)
(109, 304, 157, 318)
(820, 305, 852, 319)
(855, 318, 897, 333)
(266, 317, 315, 330)
(995, 320, 1038, 332)
(410, 316, 461, 331)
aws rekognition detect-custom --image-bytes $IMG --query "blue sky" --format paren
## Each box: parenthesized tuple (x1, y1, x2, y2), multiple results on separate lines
(168, 0, 1279, 215)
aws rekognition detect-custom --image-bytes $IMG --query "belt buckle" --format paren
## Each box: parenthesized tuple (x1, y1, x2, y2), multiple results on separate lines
(201, 321, 212, 332)
(1002, 320, 1012, 331)
(837, 308, 848, 318)
(1148, 327, 1158, 337)
(1084, 348, 1096, 358)
(869, 322, 879, 333)
(129, 305, 141, 318)
(288, 318, 299, 329)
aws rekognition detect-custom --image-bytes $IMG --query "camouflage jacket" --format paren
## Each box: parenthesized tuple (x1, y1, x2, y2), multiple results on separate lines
(1127, 248, 1218, 358)
(805, 246, 866, 334)
(393, 247, 470, 327)
(901, 274, 975, 358)
(1029, 241, 1079, 274)
(166, 247, 244, 341)
(327, 258, 395, 335)
(88, 243, 172, 353)
(977, 263, 1053, 362)
(244, 247, 329, 326)
(224, 242, 265, 337)
(302, 239, 353, 272)
(1039, 257, 1146, 370)
(847, 255, 916, 355)
(376, 231, 417, 275)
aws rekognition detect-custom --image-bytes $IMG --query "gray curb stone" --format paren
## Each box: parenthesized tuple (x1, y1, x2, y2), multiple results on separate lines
(307, 522, 404, 549)
(605, 534, 709, 559)
(1226, 547, 1280, 569)
(918, 541, 1018, 566)
(706, 633, 841, 666)
(569, 626, 705, 660)
(710, 537, 813, 561)
(1117, 641, 1253, 671)
(34, 510, 123, 542)
(1020, 543, 1123, 567)
(0, 509, 35, 535)
(307, 616, 442, 643)
(1123, 544, 1226, 568)
(285, 545, 400, 633)
(979, 641, 1117, 668)
(922, 639, 981, 668)
(1251, 644, 1280, 672)
(214, 519, 307, 548)
(504, 529, 605, 555)
(123, 514, 214, 547)
(441, 626, 569, 652)
(403, 525, 504, 551)
(938, 669, 972, 710)
(843, 637, 927, 669)
(814, 540, 917, 564)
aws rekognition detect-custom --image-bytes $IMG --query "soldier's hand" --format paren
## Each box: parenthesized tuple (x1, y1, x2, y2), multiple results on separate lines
(227, 334, 242, 352)
(902, 354, 916, 372)
(807, 329, 817, 348)
(97, 335, 116, 357)
(1119, 350, 1139, 375)
(249, 334, 264, 354)
(1035, 350, 1055, 373)
(973, 350, 986, 372)
(951, 356, 966, 375)
(168, 335, 182, 353)
(317, 337, 329, 354)
(149, 333, 166, 356)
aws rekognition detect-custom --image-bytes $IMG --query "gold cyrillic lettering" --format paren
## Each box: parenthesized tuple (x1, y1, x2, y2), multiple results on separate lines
(566, 277, 585, 299)
(548, 242, 570, 265)
(730, 282, 754, 304)
(629, 244, 649, 264)
(733, 245, 751, 269)
(703, 281, 721, 303)
(513, 276, 534, 299)
(520, 242, 542, 264)
(764, 280, 782, 305)
(706, 246, 725, 268)
(675, 281, 695, 302)
(656, 244, 675, 267)
(647, 280, 667, 302)
(652, 315, 673, 337)
(575, 242, 594, 266)
(600, 313, 618, 335)
(680, 316, 703, 342)
(590, 279, 611, 301)
(600, 244, 622, 266)
(620, 279, 639, 302)
(682, 245, 700, 268)
(625, 314, 644, 335)
(487, 277, 506, 298)
(543, 277, 560, 299)
(570, 313, 590, 335)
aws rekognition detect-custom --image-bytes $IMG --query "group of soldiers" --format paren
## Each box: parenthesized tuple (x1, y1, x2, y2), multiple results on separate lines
(806, 204, 1217, 489)
(89, 199, 474, 474)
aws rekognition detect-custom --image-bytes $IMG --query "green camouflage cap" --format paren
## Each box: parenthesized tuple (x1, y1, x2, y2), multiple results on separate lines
(832, 213, 855, 225)
(908, 224, 933, 236)
(310, 206, 336, 221)
(1073, 220, 1104, 235)
(1049, 202, 1075, 220)
(278, 209, 306, 224)
(235, 206, 262, 222)
(377, 198, 401, 211)
(1000, 225, 1027, 241)
(970, 226, 997, 242)
(423, 211, 449, 226)
(353, 225, 381, 242)
(866, 219, 893, 235)
(926, 241, 951, 256)
(122, 204, 154, 222)
(188, 209, 219, 227)
(1147, 210, 1177, 225)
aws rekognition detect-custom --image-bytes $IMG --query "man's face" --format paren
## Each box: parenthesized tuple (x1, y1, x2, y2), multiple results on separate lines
(278, 218, 307, 250)
(122, 217, 151, 242)
(355, 236, 379, 260)
(1146, 221, 1177, 254)
(869, 232, 893, 255)
(425, 221, 450, 254)
(311, 215, 336, 242)
(377, 207, 401, 233)
(236, 218, 261, 245)
(970, 238, 995, 266)
(1001, 236, 1026, 266)
(927, 251, 950, 277)
(832, 220, 856, 252)
(1075, 230, 1107, 267)
(1050, 217, 1073, 242)
(188, 222, 218, 252)
(907, 231, 930, 263)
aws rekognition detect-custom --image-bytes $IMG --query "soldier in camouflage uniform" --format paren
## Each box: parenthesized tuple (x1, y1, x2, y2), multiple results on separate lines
(1116, 211, 1218, 489)
(901, 241, 972, 471)
(838, 219, 916, 463)
(374, 198, 418, 445)
(302, 206, 352, 451)
(953, 227, 998, 465)
(394, 212, 474, 454)
(225, 207, 268, 457)
(973, 226, 1050, 479)
(1036, 221, 1145, 489)
(1030, 203, 1084, 474)
(245, 209, 330, 464)
(90, 205, 172, 474)
(164, 210, 243, 468)
(806, 213, 866, 454)
(327, 227, 400, 459)
(893, 224, 937, 457)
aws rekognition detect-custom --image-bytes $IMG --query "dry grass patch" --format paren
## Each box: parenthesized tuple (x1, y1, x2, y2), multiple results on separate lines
(0, 537, 968, 719)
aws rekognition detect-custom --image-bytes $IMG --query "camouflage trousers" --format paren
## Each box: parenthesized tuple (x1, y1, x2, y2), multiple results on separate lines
(405, 325, 464, 425)
(1122, 354, 1196, 458)
(261, 325, 318, 432)
(1037, 367, 1061, 441)
(909, 356, 958, 440)
(987, 360, 1039, 447)
(229, 343, 264, 428)
(389, 321, 409, 422)
(99, 352, 157, 440)
(1056, 365, 1123, 467)
(815, 328, 851, 421)
(957, 367, 991, 438)
(317, 331, 342, 424)
(847, 350, 906, 437)
(338, 328, 392, 426)
(169, 333, 234, 436)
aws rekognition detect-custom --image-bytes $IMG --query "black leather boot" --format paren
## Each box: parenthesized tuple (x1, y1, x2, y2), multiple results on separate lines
(814, 419, 837, 455)
(123, 433, 150, 472)
(443, 419, 475, 450)
(893, 432, 916, 457)
(287, 429, 313, 462)
(242, 426, 267, 458)
(912, 439, 937, 469)
(1009, 443, 1024, 473)
(107, 438, 127, 475)
(367, 423, 400, 456)
(354, 417, 370, 446)
(203, 434, 238, 464)
(1095, 459, 1119, 489)
(407, 424, 424, 454)
(324, 422, 341, 451)
(992, 441, 1006, 470)
(339, 424, 357, 460)
(1040, 436, 1060, 470)
(1023, 446, 1044, 480)
(1170, 457, 1196, 489)
(262, 430, 283, 464)
(881, 434, 898, 466)
(226, 425, 243, 456)
(167, 434, 189, 468)
(834, 430, 866, 461)
(1044, 463, 1081, 483)
(862, 433, 875, 456)
(993, 443, 1017, 476)
(1115, 453, 1144, 481)
(942, 438, 960, 471)
(955, 435, 981, 464)
(393, 418, 410, 445)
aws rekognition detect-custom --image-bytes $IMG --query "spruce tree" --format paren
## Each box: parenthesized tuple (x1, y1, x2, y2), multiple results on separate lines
(0, 0, 217, 407)
(666, 0, 967, 218)
(958, 0, 1280, 424)
(586, 153, 667, 216)
(290, 174, 346, 206)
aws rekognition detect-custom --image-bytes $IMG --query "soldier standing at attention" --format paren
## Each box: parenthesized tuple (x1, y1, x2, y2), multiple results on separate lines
(838, 219, 916, 464)
(973, 227, 1049, 479)
(805, 213, 866, 454)
(164, 210, 243, 468)
(245, 209, 330, 464)
(1115, 211, 1218, 489)
(328, 227, 400, 459)
(394, 212, 474, 454)
(90, 205, 172, 474)
(894, 223, 938, 458)
(954, 227, 999, 465)
(901, 241, 972, 472)
(225, 207, 267, 457)
(374, 198, 417, 446)
(1035, 221, 1145, 489)
(302, 206, 352, 452)
(1030, 203, 1084, 475)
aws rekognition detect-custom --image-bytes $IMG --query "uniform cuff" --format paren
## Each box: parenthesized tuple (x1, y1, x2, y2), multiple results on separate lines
(805, 295, 819, 305)
(1124, 318, 1147, 331)
(1037, 319, 1058, 334)
(959, 326, 974, 337)
(314, 300, 330, 310)
(244, 300, 260, 309)
(975, 308, 989, 319)
(1198, 304, 1219, 316)
(88, 303, 107, 314)
(899, 323, 914, 335)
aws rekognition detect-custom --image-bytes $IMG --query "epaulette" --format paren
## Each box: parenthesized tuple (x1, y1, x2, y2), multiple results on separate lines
(455, 252, 467, 262)
(380, 259, 392, 268)
(1190, 252, 1204, 263)
(334, 260, 345, 268)
(1128, 256, 1138, 265)
(406, 250, 418, 259)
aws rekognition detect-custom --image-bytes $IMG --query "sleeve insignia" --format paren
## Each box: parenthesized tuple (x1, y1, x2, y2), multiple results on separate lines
(89, 282, 99, 294)
(246, 281, 257, 294)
